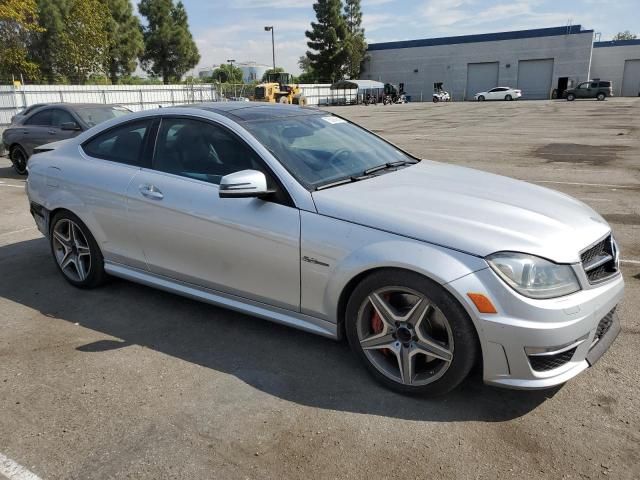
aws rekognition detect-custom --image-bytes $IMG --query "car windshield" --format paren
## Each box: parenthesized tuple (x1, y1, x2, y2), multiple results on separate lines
(243, 114, 413, 189)
(75, 106, 131, 127)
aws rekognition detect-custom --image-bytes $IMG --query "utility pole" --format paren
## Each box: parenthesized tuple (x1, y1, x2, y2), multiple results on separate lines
(264, 26, 275, 71)
(227, 59, 236, 98)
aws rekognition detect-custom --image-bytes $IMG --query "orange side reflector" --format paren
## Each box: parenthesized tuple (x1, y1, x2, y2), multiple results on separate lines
(467, 293, 498, 314)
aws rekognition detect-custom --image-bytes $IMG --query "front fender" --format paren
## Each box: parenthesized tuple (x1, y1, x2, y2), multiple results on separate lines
(300, 211, 486, 322)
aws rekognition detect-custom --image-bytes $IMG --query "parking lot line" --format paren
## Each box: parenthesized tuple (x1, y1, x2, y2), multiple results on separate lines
(621, 259, 640, 265)
(0, 452, 42, 480)
(534, 180, 640, 189)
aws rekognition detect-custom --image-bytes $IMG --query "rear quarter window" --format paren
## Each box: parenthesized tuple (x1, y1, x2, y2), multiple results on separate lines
(82, 119, 150, 166)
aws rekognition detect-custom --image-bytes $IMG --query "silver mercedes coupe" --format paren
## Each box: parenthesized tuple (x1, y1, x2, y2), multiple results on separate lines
(25, 103, 624, 395)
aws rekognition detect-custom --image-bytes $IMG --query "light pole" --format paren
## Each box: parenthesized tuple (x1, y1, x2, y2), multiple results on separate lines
(264, 26, 275, 71)
(227, 59, 236, 97)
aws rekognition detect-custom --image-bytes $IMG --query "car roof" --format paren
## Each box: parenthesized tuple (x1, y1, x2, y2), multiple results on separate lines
(185, 102, 323, 121)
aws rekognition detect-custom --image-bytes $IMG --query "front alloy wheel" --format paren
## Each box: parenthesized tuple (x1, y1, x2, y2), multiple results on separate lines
(356, 287, 454, 386)
(346, 270, 478, 395)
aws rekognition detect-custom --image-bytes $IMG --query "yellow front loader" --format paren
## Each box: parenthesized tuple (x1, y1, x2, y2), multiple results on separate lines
(254, 72, 307, 105)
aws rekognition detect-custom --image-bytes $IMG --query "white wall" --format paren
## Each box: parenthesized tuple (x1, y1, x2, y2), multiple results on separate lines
(362, 31, 594, 101)
(0, 84, 219, 126)
(591, 44, 640, 96)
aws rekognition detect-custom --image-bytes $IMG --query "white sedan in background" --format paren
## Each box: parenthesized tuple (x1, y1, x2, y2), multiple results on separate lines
(475, 87, 522, 101)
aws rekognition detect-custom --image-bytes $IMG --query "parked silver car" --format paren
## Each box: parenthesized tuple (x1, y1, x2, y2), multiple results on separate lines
(25, 103, 623, 395)
(2, 103, 131, 174)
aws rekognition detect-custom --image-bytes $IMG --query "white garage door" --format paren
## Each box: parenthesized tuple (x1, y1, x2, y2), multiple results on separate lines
(622, 59, 640, 97)
(466, 62, 499, 100)
(517, 59, 554, 100)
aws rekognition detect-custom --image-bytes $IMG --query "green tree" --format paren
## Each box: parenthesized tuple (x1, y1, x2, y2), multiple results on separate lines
(104, 0, 144, 84)
(297, 55, 316, 83)
(30, 0, 69, 83)
(613, 30, 637, 41)
(305, 0, 347, 83)
(0, 0, 43, 81)
(56, 0, 111, 83)
(211, 64, 243, 83)
(343, 0, 366, 79)
(138, 0, 200, 84)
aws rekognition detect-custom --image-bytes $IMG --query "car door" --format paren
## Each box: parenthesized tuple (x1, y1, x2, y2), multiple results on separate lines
(21, 108, 53, 156)
(48, 108, 83, 143)
(78, 118, 156, 270)
(486, 88, 499, 100)
(126, 116, 301, 311)
(576, 82, 590, 98)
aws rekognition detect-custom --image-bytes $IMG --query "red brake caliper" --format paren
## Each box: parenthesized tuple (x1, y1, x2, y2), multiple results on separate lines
(371, 293, 391, 356)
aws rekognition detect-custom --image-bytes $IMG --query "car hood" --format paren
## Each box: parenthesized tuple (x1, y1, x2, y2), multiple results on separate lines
(311, 161, 610, 263)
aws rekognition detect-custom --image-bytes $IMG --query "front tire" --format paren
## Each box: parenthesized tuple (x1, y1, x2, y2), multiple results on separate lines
(432, 96, 439, 103)
(10, 145, 28, 175)
(567, 93, 575, 101)
(477, 95, 485, 102)
(50, 211, 106, 289)
(345, 269, 479, 396)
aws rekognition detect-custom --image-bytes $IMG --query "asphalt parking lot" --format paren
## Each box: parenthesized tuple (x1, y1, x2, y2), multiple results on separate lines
(1, 98, 639, 480)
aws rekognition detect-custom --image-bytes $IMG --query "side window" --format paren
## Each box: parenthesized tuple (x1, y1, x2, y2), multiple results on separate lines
(578, 83, 589, 89)
(83, 120, 150, 166)
(25, 109, 52, 126)
(50, 109, 76, 127)
(590, 82, 598, 88)
(153, 117, 264, 185)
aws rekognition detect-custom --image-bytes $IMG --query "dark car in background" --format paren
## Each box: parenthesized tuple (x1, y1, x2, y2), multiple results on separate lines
(2, 103, 131, 174)
(563, 80, 613, 101)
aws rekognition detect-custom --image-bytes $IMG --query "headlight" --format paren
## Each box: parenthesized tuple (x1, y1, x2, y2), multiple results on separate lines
(486, 252, 580, 299)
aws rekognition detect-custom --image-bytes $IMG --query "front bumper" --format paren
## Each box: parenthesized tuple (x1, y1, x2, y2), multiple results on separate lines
(447, 267, 624, 389)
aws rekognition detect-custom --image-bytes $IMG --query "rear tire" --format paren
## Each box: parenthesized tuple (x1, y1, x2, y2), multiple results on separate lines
(597, 92, 606, 101)
(10, 145, 28, 175)
(279, 96, 290, 104)
(505, 94, 513, 101)
(50, 211, 107, 289)
(345, 269, 479, 396)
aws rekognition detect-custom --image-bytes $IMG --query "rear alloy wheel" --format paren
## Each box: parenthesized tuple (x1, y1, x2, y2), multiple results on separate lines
(597, 92, 606, 101)
(346, 270, 478, 395)
(505, 94, 513, 101)
(279, 96, 290, 104)
(50, 212, 106, 288)
(10, 145, 28, 175)
(567, 93, 575, 101)
(477, 95, 485, 102)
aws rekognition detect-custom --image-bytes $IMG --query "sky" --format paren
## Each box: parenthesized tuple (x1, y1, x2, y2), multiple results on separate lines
(172, 0, 639, 75)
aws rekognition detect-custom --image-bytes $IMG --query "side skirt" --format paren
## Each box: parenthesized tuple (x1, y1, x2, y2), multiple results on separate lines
(104, 261, 338, 339)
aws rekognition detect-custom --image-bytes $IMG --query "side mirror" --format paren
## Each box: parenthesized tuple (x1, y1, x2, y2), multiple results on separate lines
(61, 121, 81, 131)
(219, 169, 273, 199)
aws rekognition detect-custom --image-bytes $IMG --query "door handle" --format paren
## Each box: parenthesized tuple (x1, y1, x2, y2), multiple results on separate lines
(48, 129, 56, 134)
(139, 184, 164, 200)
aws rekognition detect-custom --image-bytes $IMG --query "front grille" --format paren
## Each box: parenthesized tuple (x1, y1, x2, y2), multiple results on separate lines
(592, 308, 616, 346)
(255, 87, 265, 99)
(580, 235, 618, 284)
(529, 347, 577, 372)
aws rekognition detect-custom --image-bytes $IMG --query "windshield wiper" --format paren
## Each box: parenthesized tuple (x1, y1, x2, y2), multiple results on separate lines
(315, 160, 418, 191)
(362, 160, 417, 175)
(315, 176, 357, 191)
